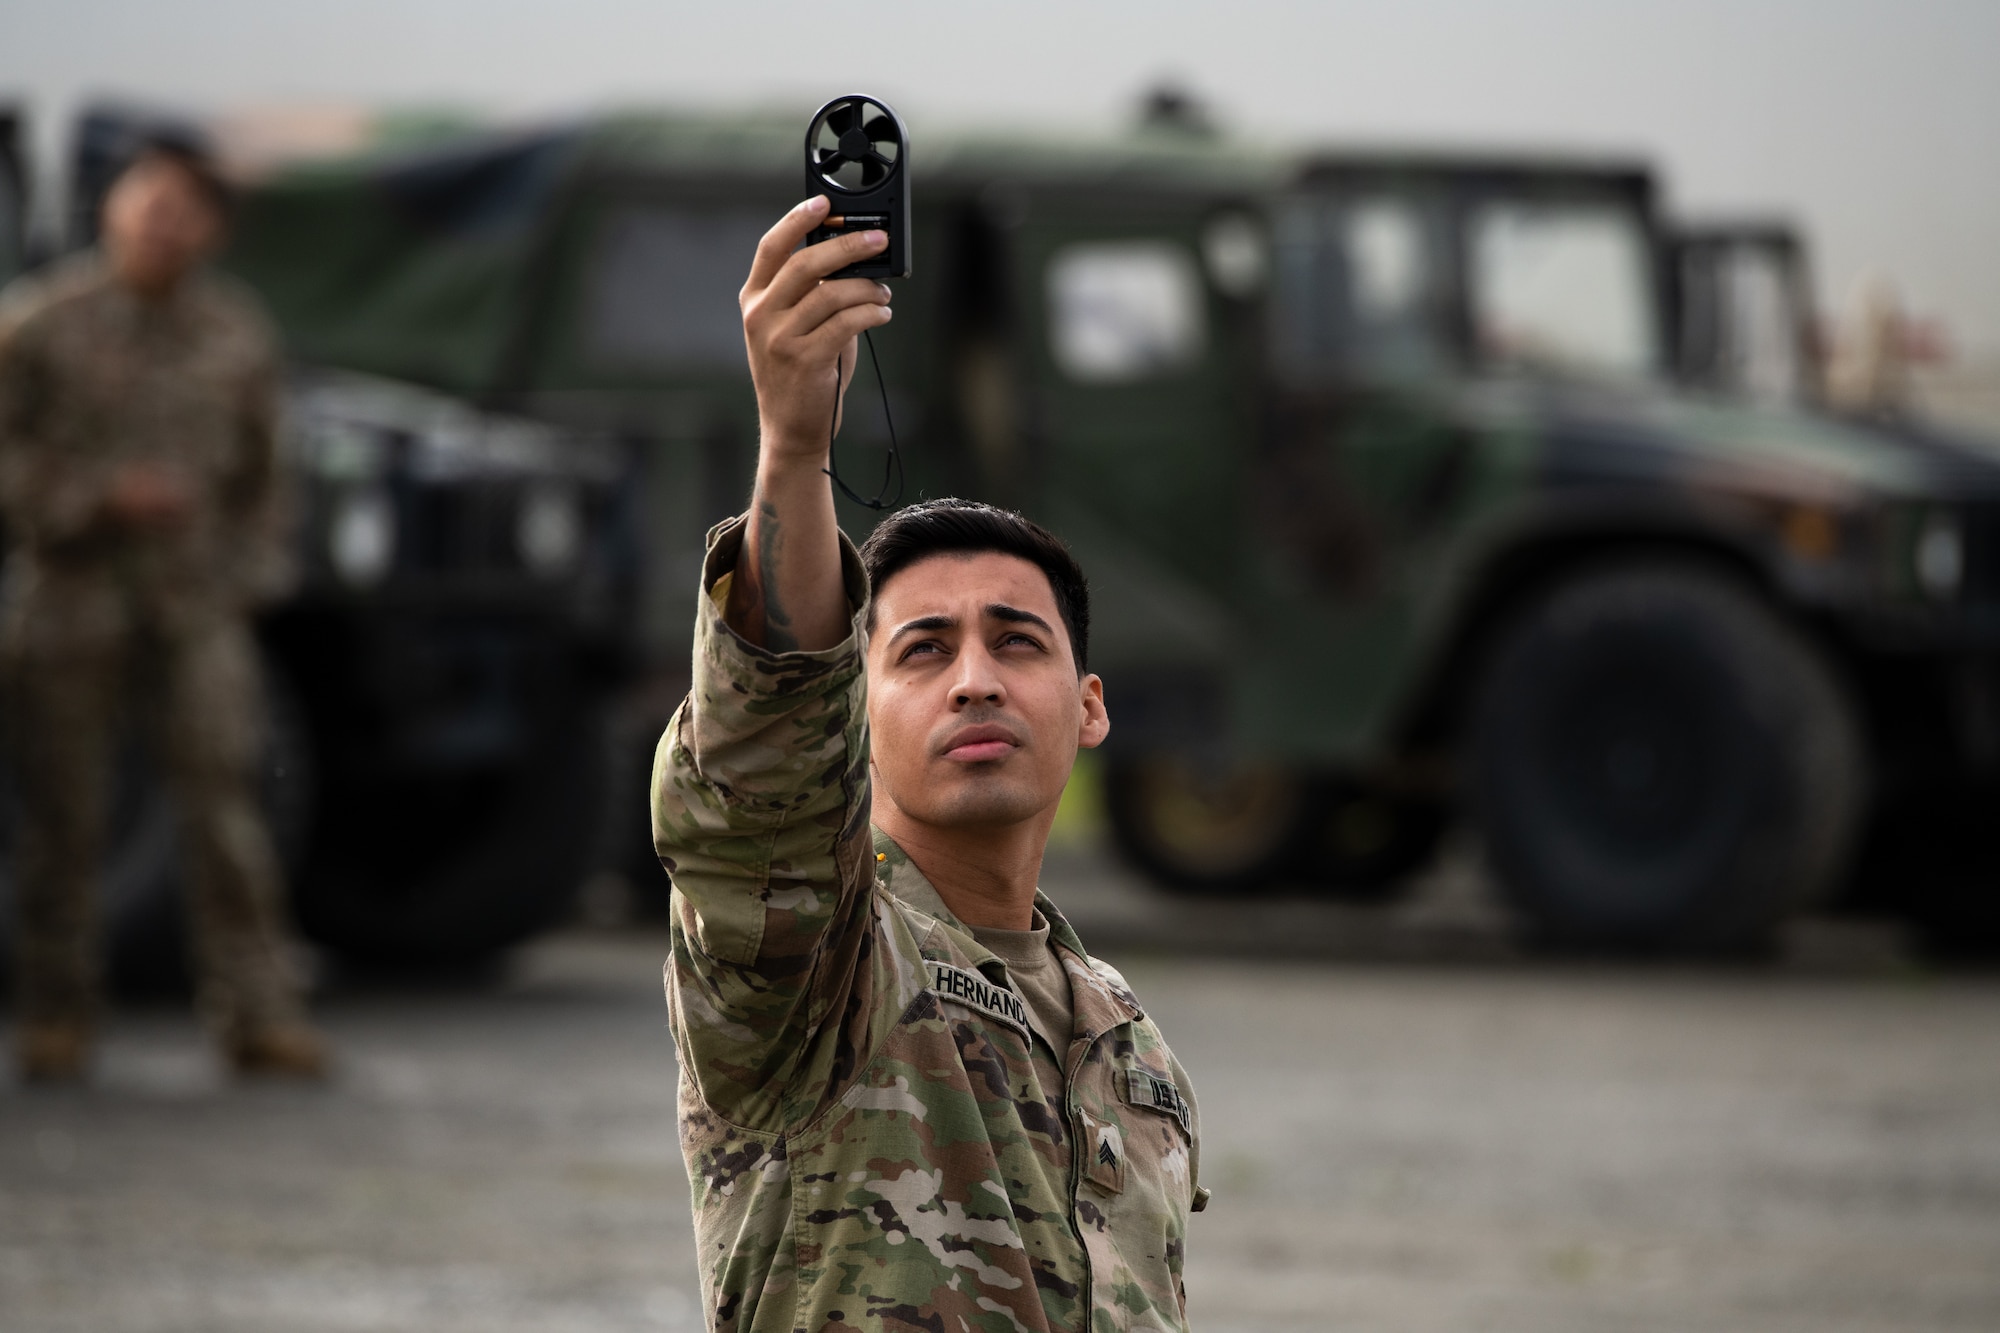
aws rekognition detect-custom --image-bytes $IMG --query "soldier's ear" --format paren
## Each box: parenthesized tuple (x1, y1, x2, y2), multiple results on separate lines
(1077, 674, 1109, 750)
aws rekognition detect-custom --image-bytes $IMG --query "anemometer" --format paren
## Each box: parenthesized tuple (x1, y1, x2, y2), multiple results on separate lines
(805, 94, 911, 280)
(804, 94, 910, 508)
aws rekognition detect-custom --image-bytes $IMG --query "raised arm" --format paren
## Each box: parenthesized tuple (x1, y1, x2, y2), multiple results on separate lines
(726, 196, 892, 651)
(651, 201, 897, 1129)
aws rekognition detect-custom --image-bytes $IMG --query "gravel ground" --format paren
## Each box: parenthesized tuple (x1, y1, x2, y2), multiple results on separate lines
(3, 848, 1998, 1332)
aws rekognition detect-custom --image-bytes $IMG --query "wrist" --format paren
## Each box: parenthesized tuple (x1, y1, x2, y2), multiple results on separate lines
(756, 425, 833, 478)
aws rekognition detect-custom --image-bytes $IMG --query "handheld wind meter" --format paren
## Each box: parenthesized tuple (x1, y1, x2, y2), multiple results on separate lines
(805, 94, 911, 280)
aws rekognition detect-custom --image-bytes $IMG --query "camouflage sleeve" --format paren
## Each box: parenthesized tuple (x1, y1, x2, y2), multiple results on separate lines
(1169, 1047, 1210, 1212)
(0, 292, 109, 548)
(651, 513, 878, 1127)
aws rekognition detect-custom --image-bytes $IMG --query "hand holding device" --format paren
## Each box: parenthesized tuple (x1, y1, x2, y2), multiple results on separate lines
(802, 94, 911, 507)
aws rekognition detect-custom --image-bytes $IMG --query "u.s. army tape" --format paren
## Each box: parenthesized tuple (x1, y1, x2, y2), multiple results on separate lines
(1125, 1068, 1192, 1133)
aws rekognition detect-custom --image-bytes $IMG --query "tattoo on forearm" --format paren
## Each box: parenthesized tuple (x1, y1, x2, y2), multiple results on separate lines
(755, 501, 799, 652)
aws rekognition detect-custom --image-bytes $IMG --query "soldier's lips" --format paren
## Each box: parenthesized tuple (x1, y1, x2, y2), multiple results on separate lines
(941, 725, 1022, 763)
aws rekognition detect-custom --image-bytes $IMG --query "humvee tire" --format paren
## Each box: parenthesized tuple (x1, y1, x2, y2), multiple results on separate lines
(1105, 754, 1308, 891)
(1857, 786, 2000, 959)
(290, 695, 607, 963)
(1471, 564, 1861, 952)
(1293, 778, 1449, 902)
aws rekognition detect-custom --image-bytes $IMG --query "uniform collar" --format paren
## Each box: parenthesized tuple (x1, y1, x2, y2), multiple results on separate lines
(82, 249, 202, 334)
(871, 827, 1144, 1033)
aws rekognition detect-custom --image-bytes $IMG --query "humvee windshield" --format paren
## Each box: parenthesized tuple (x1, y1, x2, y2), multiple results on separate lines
(1046, 239, 1208, 382)
(1674, 230, 1811, 402)
(1469, 198, 1659, 379)
(1273, 181, 1662, 384)
(1272, 189, 1451, 379)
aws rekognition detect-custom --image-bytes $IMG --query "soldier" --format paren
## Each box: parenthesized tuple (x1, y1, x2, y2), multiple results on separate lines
(0, 135, 328, 1083)
(652, 196, 1207, 1333)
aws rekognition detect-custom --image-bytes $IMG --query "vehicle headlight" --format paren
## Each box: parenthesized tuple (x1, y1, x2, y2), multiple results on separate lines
(1202, 212, 1269, 298)
(1916, 512, 1964, 599)
(328, 488, 396, 587)
(1912, 510, 1960, 600)
(516, 482, 583, 579)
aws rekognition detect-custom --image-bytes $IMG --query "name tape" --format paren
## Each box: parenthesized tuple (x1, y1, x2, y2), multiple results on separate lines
(926, 960, 1031, 1037)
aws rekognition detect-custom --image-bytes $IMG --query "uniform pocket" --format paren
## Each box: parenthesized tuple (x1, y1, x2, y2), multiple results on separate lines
(1080, 1106, 1125, 1194)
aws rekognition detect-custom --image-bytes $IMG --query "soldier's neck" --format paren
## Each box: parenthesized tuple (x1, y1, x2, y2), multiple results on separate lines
(106, 252, 196, 306)
(873, 800, 1052, 931)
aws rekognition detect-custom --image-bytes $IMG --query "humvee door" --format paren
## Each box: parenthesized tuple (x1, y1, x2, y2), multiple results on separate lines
(999, 186, 1253, 723)
(1249, 180, 1474, 758)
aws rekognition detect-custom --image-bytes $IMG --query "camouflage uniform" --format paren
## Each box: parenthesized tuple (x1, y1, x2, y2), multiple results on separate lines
(652, 516, 1208, 1333)
(0, 253, 306, 1040)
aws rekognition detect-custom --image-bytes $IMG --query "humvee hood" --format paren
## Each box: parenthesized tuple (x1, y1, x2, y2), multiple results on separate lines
(1487, 378, 2000, 507)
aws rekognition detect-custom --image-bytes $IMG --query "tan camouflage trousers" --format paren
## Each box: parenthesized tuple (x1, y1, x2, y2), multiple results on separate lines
(4, 602, 307, 1041)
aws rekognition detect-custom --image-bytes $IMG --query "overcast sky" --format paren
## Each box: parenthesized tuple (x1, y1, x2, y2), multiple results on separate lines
(6, 0, 1996, 354)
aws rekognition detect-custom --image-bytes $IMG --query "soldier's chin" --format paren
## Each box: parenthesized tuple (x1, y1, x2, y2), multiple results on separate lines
(916, 776, 1048, 830)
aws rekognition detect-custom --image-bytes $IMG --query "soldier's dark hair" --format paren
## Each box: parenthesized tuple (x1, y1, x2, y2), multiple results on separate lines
(859, 498, 1091, 674)
(122, 130, 235, 220)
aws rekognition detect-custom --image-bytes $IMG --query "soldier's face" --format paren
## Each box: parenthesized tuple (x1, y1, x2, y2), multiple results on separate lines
(102, 156, 223, 296)
(866, 552, 1109, 832)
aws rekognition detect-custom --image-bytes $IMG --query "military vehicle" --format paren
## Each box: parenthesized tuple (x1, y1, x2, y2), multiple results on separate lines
(1105, 151, 2000, 952)
(0, 107, 639, 981)
(59, 102, 1999, 955)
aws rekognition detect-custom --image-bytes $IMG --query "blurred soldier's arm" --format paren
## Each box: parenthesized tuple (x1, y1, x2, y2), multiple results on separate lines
(0, 292, 106, 549)
(0, 282, 195, 548)
(221, 308, 297, 606)
(649, 202, 893, 1122)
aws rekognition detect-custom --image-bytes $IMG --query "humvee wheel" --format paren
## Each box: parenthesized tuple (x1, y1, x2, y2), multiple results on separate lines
(1105, 754, 1307, 892)
(292, 694, 608, 963)
(1857, 787, 2000, 959)
(1471, 564, 1860, 952)
(1295, 779, 1448, 902)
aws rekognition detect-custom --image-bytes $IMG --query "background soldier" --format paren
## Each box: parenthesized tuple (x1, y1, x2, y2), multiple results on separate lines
(0, 135, 328, 1083)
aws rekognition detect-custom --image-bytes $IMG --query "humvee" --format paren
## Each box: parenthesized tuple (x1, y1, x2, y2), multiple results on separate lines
(62, 104, 2000, 955)
(1106, 151, 2000, 952)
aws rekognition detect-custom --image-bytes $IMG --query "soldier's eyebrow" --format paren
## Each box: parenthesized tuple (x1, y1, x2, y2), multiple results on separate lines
(986, 604, 1055, 636)
(889, 613, 958, 644)
(887, 605, 1054, 645)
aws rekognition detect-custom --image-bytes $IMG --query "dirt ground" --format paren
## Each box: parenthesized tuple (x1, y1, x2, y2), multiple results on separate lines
(4, 849, 1998, 1332)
